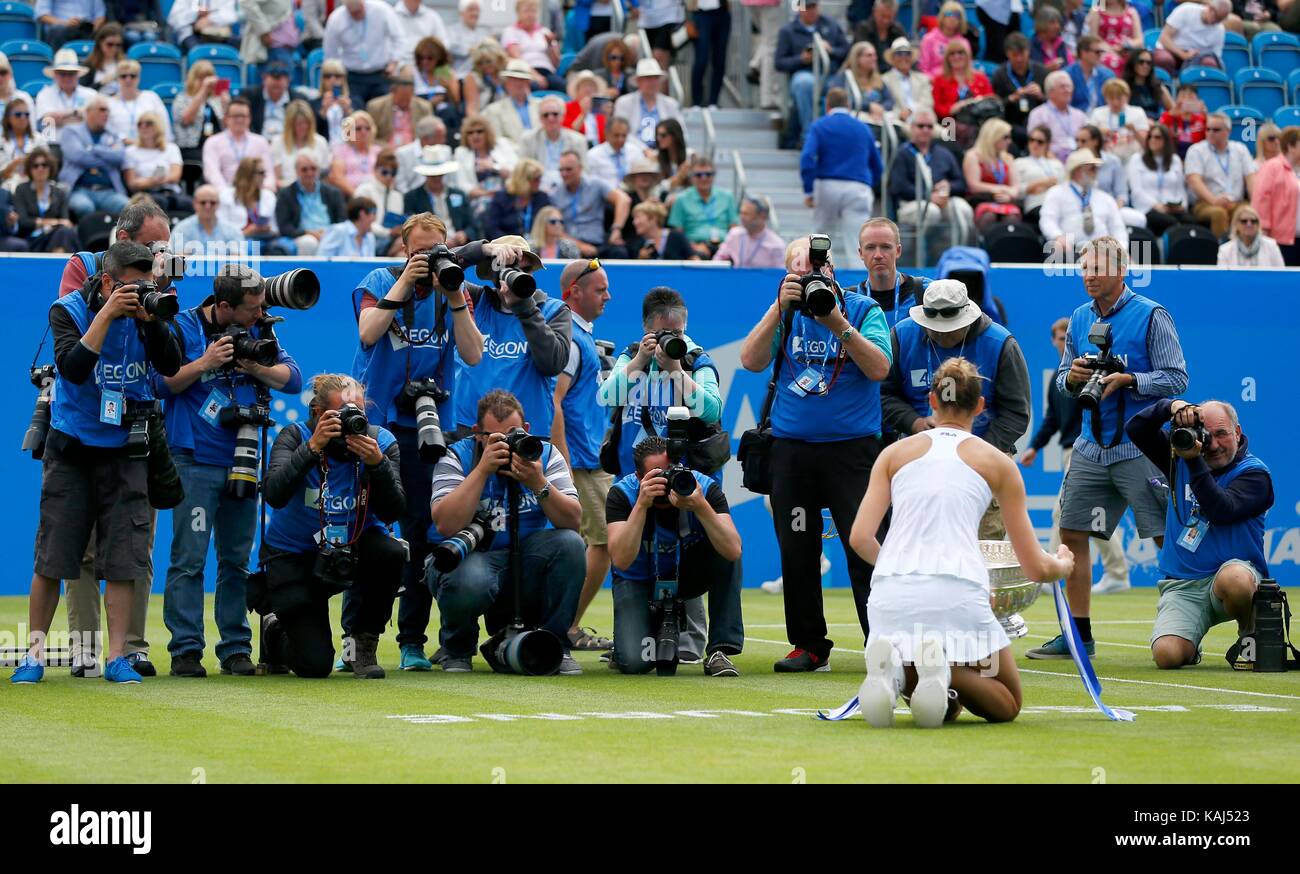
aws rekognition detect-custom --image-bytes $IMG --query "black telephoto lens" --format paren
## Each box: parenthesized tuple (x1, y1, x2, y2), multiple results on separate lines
(499, 267, 536, 297)
(504, 426, 543, 462)
(225, 423, 260, 499)
(655, 331, 689, 360)
(666, 466, 696, 496)
(142, 289, 179, 320)
(1077, 371, 1106, 411)
(262, 268, 321, 310)
(429, 250, 464, 289)
(803, 279, 836, 317)
(22, 395, 51, 458)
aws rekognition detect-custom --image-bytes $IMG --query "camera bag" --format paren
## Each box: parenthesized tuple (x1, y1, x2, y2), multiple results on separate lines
(736, 310, 792, 496)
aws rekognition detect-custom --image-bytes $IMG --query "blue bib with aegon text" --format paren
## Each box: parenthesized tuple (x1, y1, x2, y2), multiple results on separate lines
(351, 268, 457, 430)
(564, 318, 608, 471)
(427, 436, 555, 549)
(1159, 452, 1270, 580)
(263, 421, 397, 553)
(895, 318, 1009, 438)
(49, 291, 155, 448)
(1068, 291, 1159, 449)
(616, 340, 717, 478)
(453, 293, 565, 436)
(769, 291, 883, 442)
(610, 470, 713, 582)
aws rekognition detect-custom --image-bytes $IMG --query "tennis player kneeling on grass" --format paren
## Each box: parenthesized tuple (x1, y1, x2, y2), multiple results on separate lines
(849, 356, 1075, 728)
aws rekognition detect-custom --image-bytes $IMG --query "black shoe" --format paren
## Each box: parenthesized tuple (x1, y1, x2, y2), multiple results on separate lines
(220, 653, 256, 676)
(71, 655, 99, 678)
(773, 648, 830, 673)
(126, 652, 156, 677)
(169, 652, 207, 677)
(746, 67, 760, 85)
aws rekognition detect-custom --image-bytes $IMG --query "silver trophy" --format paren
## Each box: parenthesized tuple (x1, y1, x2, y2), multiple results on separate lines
(980, 540, 1041, 639)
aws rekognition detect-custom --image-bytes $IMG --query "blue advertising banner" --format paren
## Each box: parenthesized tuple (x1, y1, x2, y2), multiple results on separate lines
(3, 254, 1295, 593)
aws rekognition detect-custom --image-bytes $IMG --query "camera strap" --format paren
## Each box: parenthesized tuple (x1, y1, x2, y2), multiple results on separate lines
(1090, 390, 1126, 449)
(317, 455, 370, 547)
(30, 325, 51, 371)
(757, 309, 794, 429)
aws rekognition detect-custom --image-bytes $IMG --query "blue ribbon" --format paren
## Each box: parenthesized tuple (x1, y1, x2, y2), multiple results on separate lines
(816, 696, 861, 721)
(1050, 581, 1137, 722)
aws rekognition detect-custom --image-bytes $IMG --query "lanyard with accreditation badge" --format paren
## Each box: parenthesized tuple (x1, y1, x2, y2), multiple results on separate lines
(786, 296, 848, 398)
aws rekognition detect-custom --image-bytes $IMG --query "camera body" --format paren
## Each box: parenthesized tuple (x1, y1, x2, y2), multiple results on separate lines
(503, 426, 543, 462)
(217, 402, 272, 430)
(792, 234, 837, 318)
(1170, 421, 1211, 454)
(22, 364, 57, 459)
(401, 377, 451, 463)
(430, 509, 496, 573)
(413, 245, 465, 291)
(221, 324, 279, 368)
(138, 280, 179, 321)
(657, 407, 697, 499)
(314, 541, 357, 587)
(476, 259, 537, 297)
(337, 403, 369, 436)
(654, 330, 688, 361)
(1077, 322, 1123, 412)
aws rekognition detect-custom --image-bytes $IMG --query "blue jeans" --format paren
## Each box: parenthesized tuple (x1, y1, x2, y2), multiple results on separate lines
(163, 452, 255, 661)
(69, 188, 129, 218)
(427, 528, 585, 659)
(790, 70, 816, 140)
(611, 539, 743, 674)
(690, 8, 731, 107)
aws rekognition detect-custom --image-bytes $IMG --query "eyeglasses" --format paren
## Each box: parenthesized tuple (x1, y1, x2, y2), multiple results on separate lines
(913, 122, 933, 129)
(942, 10, 959, 16)
(119, 72, 138, 79)
(922, 304, 966, 318)
(541, 111, 561, 118)
(1136, 58, 1152, 64)
(1029, 136, 1047, 144)
(1206, 125, 1228, 132)
(693, 171, 714, 178)
(378, 167, 395, 176)
(30, 161, 49, 169)
(11, 110, 28, 118)
(1266, 134, 1279, 141)
(1238, 217, 1259, 224)
(608, 54, 624, 61)
(138, 119, 154, 126)
(547, 217, 564, 225)
(195, 199, 218, 206)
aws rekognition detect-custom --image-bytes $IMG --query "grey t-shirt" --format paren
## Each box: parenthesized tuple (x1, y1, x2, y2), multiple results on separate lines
(548, 178, 611, 246)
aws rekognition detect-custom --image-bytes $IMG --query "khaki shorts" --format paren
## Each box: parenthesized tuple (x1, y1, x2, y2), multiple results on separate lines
(573, 468, 614, 547)
(1151, 559, 1261, 649)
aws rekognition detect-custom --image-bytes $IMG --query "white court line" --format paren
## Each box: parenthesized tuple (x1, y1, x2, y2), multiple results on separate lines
(747, 620, 1155, 628)
(743, 636, 1300, 703)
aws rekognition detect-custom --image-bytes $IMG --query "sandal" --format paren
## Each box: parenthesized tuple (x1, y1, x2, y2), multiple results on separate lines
(567, 626, 613, 651)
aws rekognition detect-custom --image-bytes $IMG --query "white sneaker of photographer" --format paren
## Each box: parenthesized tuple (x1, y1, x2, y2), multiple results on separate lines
(1092, 574, 1131, 595)
(860, 638, 903, 727)
(908, 637, 951, 729)
(760, 578, 784, 594)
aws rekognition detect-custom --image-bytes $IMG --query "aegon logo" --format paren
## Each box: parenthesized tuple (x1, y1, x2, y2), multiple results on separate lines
(910, 369, 930, 388)
(98, 362, 150, 383)
(485, 338, 528, 358)
(49, 805, 151, 855)
(791, 337, 836, 357)
(407, 328, 444, 345)
(304, 487, 359, 513)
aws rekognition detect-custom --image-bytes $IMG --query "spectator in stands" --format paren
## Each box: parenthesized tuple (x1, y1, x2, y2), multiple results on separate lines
(614, 59, 683, 151)
(629, 199, 695, 259)
(312, 61, 354, 146)
(992, 32, 1047, 151)
(203, 97, 277, 194)
(241, 0, 299, 79)
(269, 99, 331, 183)
(300, 0, 327, 54)
(317, 195, 378, 256)
(1217, 203, 1284, 265)
(976, 0, 1020, 64)
(801, 88, 882, 252)
(35, 0, 104, 50)
(354, 146, 405, 255)
(59, 96, 128, 218)
(1156, 0, 1230, 74)
(932, 38, 994, 123)
(1030, 6, 1073, 73)
(484, 59, 541, 145)
(37, 50, 98, 134)
(1123, 48, 1174, 120)
(854, 0, 908, 73)
(173, 60, 230, 165)
(107, 61, 172, 145)
(123, 111, 188, 212)
(1185, 110, 1255, 237)
(776, 0, 851, 143)
(1234, 0, 1282, 39)
(919, 2, 971, 76)
(0, 187, 25, 251)
(713, 195, 787, 267)
(639, 0, 688, 76)
(1160, 83, 1206, 158)
(81, 23, 124, 95)
(890, 107, 975, 249)
(0, 54, 34, 120)
(1060, 0, 1090, 54)
(1090, 78, 1149, 162)
(404, 145, 474, 244)
(1040, 149, 1128, 252)
(413, 38, 460, 106)
(1076, 122, 1145, 226)
(522, 95, 588, 188)
(1087, 0, 1144, 75)
(586, 116, 646, 188)
(1, 100, 47, 191)
(503, 0, 564, 91)
(743, 0, 786, 108)
(619, 156, 663, 238)
(565, 71, 609, 146)
(690, 0, 731, 109)
(963, 118, 1020, 212)
(172, 183, 244, 250)
(1014, 123, 1066, 224)
(1026, 70, 1088, 161)
(1253, 121, 1281, 172)
(275, 151, 345, 255)
(395, 116, 446, 194)
(547, 149, 631, 257)
(367, 66, 432, 149)
(530, 204, 581, 258)
(455, 115, 517, 210)
(168, 0, 240, 52)
(1251, 125, 1300, 266)
(669, 154, 738, 257)
(597, 34, 636, 99)
(328, 110, 380, 198)
(1126, 123, 1187, 236)
(220, 155, 292, 255)
(394, 0, 448, 67)
(828, 42, 894, 120)
(653, 118, 691, 193)
(882, 37, 933, 126)
(1065, 35, 1116, 113)
(464, 42, 510, 116)
(324, 0, 405, 105)
(486, 157, 549, 238)
(447, 0, 493, 77)
(248, 63, 301, 141)
(105, 0, 164, 46)
(13, 148, 78, 252)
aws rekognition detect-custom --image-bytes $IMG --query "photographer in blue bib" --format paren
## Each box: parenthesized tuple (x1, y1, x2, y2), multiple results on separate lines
(154, 265, 304, 679)
(1028, 235, 1188, 660)
(738, 233, 894, 673)
(258, 374, 406, 680)
(1126, 398, 1274, 669)
(12, 241, 182, 686)
(596, 286, 725, 663)
(348, 213, 491, 672)
(426, 390, 585, 674)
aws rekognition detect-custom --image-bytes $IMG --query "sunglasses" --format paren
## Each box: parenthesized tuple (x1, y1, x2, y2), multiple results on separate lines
(1136, 58, 1152, 64)
(574, 257, 601, 282)
(609, 54, 624, 61)
(30, 161, 49, 169)
(1029, 136, 1047, 144)
(547, 217, 564, 225)
(541, 111, 561, 118)
(104, 40, 123, 47)
(138, 119, 154, 126)
(1207, 126, 1228, 132)
(0, 69, 11, 75)
(196, 199, 218, 206)
(1238, 217, 1259, 224)
(922, 304, 966, 319)
(378, 167, 395, 176)
(914, 122, 933, 129)
(119, 72, 138, 79)
(323, 72, 343, 79)
(693, 171, 714, 178)
(12, 110, 28, 117)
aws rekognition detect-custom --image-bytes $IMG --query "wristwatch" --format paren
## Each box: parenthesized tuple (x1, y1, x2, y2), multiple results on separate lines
(839, 325, 855, 343)
(536, 482, 552, 502)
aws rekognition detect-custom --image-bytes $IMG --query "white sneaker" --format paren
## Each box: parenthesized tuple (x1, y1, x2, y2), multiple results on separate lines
(1092, 574, 1131, 595)
(908, 637, 951, 729)
(760, 578, 784, 594)
(860, 638, 903, 727)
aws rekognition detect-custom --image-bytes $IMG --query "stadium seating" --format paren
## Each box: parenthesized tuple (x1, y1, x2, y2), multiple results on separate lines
(1220, 104, 1265, 144)
(129, 41, 183, 92)
(1154, 66, 1172, 88)
(1127, 225, 1162, 265)
(1289, 68, 1300, 105)
(1222, 32, 1251, 81)
(1143, 28, 1161, 50)
(1274, 105, 1300, 129)
(186, 44, 242, 88)
(982, 223, 1044, 263)
(63, 39, 94, 63)
(1234, 67, 1286, 120)
(1164, 223, 1218, 265)
(4, 39, 52, 88)
(20, 78, 47, 98)
(0, 2, 36, 43)
(151, 81, 182, 113)
(1252, 31, 1300, 80)
(306, 47, 325, 91)
(1179, 66, 1232, 111)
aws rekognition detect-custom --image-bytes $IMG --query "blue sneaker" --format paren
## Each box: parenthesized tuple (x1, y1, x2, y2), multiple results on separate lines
(104, 656, 143, 684)
(399, 644, 433, 671)
(10, 655, 43, 684)
(1026, 634, 1095, 660)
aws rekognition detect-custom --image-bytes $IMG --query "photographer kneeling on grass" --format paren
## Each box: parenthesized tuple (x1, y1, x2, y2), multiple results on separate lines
(259, 374, 406, 680)
(1125, 398, 1274, 669)
(606, 434, 744, 676)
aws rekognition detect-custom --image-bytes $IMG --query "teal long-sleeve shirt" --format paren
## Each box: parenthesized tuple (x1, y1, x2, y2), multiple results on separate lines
(596, 341, 723, 424)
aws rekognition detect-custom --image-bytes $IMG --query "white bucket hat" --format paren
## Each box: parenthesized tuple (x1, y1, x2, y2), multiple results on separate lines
(909, 279, 982, 332)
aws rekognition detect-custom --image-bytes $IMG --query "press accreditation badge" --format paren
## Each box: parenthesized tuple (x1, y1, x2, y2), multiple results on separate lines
(787, 366, 825, 398)
(199, 388, 229, 427)
(1019, 97, 1029, 114)
(389, 329, 410, 351)
(325, 525, 349, 545)
(100, 390, 124, 426)
(1178, 517, 1209, 553)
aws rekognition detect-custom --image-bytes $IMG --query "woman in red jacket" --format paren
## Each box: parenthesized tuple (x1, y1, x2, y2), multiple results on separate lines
(931, 39, 992, 123)
(564, 70, 609, 147)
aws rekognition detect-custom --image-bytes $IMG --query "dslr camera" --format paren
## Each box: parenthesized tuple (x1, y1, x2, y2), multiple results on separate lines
(654, 330, 689, 361)
(325, 403, 370, 457)
(412, 245, 465, 291)
(399, 377, 451, 463)
(657, 406, 697, 498)
(22, 364, 56, 459)
(315, 541, 357, 587)
(503, 426, 543, 463)
(475, 260, 537, 298)
(137, 280, 179, 321)
(218, 402, 273, 499)
(1076, 322, 1124, 412)
(220, 325, 279, 367)
(429, 509, 496, 573)
(792, 233, 837, 318)
(1170, 408, 1210, 454)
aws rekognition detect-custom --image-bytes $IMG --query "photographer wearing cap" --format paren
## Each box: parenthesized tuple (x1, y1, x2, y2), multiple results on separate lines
(1126, 399, 1273, 669)
(881, 278, 1031, 538)
(12, 241, 182, 686)
(427, 390, 585, 674)
(154, 265, 303, 678)
(738, 234, 893, 673)
(1027, 236, 1188, 660)
(259, 374, 406, 680)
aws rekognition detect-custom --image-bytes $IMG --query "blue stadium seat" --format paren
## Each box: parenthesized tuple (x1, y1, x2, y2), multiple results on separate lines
(1220, 104, 1265, 145)
(186, 44, 242, 87)
(63, 39, 94, 63)
(1222, 32, 1251, 81)
(557, 51, 577, 77)
(0, 2, 37, 43)
(130, 41, 183, 91)
(1132, 0, 1155, 31)
(969, 21, 985, 59)
(20, 77, 48, 98)
(1179, 65, 1232, 111)
(1, 39, 53, 60)
(1154, 66, 1172, 88)
(1235, 67, 1285, 120)
(1289, 68, 1300, 105)
(1143, 27, 1161, 50)
(10, 59, 50, 88)
(1251, 31, 1300, 80)
(306, 46, 325, 90)
(1274, 106, 1300, 128)
(973, 59, 998, 78)
(899, 0, 915, 33)
(129, 41, 182, 61)
(150, 81, 181, 113)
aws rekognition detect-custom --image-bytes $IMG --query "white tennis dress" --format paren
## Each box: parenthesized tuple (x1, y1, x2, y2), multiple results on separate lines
(868, 428, 1011, 663)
